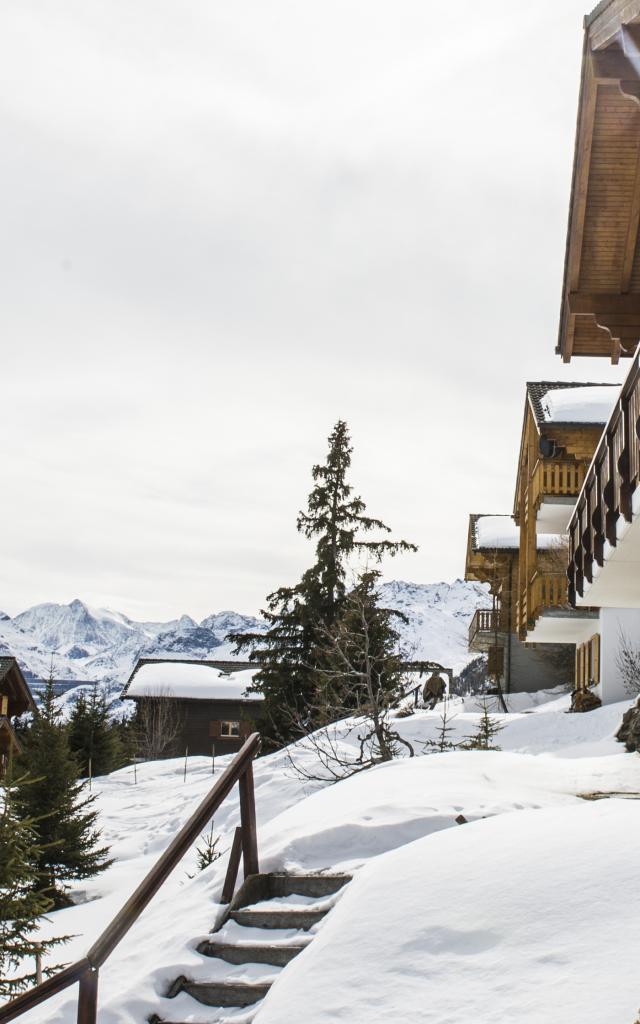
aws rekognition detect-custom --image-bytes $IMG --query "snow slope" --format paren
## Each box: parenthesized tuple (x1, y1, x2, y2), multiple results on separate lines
(11, 693, 640, 1024)
(0, 580, 490, 700)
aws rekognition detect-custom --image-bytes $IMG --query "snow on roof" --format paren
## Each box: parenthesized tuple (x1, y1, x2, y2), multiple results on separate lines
(126, 661, 263, 702)
(474, 516, 565, 551)
(539, 385, 619, 424)
(474, 516, 519, 550)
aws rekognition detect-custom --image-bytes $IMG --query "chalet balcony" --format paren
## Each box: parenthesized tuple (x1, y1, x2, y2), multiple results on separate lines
(468, 608, 507, 652)
(531, 460, 587, 533)
(518, 572, 598, 644)
(568, 352, 640, 608)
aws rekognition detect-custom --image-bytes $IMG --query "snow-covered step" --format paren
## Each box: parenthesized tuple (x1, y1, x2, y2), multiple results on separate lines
(198, 938, 307, 966)
(167, 976, 271, 1008)
(229, 906, 326, 930)
(265, 872, 351, 899)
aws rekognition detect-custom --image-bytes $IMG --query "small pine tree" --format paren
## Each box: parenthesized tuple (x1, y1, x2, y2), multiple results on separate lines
(14, 676, 113, 908)
(0, 777, 66, 995)
(195, 826, 222, 873)
(231, 420, 416, 746)
(463, 697, 504, 751)
(68, 683, 123, 778)
(426, 703, 458, 753)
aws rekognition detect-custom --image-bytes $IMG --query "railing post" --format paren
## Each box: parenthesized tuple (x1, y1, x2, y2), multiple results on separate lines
(221, 826, 243, 903)
(239, 764, 259, 878)
(77, 968, 98, 1024)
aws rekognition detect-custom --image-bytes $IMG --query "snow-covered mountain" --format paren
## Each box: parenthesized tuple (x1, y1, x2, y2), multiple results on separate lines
(0, 580, 489, 700)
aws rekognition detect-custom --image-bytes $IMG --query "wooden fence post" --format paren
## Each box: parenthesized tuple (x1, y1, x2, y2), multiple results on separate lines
(77, 968, 98, 1024)
(238, 765, 259, 878)
(221, 827, 243, 903)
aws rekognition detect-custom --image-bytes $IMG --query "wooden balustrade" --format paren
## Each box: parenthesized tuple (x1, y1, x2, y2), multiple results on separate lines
(0, 733, 262, 1024)
(568, 350, 640, 602)
(530, 460, 586, 510)
(529, 573, 568, 622)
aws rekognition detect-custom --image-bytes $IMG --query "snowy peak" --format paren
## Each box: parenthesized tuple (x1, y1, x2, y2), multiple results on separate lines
(0, 580, 488, 696)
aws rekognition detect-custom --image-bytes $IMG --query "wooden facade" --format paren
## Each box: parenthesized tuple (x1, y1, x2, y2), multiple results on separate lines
(558, 2, 640, 362)
(122, 658, 265, 758)
(568, 350, 640, 601)
(513, 384, 611, 637)
(0, 657, 36, 776)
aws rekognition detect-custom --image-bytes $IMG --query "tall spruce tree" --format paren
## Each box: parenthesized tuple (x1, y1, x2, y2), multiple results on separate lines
(231, 420, 416, 746)
(14, 677, 112, 908)
(0, 777, 66, 995)
(68, 684, 122, 778)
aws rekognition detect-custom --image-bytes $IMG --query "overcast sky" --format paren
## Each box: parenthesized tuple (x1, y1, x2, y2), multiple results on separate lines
(0, 0, 622, 621)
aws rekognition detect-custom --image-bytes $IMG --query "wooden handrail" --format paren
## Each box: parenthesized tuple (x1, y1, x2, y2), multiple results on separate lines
(0, 732, 261, 1024)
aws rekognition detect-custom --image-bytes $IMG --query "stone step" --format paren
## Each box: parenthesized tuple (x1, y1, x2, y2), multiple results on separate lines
(229, 907, 326, 930)
(265, 873, 351, 899)
(198, 938, 306, 966)
(167, 975, 271, 1007)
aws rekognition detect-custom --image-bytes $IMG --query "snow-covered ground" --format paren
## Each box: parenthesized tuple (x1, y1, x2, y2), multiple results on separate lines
(10, 690, 640, 1024)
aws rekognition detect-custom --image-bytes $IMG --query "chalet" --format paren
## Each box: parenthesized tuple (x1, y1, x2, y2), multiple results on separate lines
(556, 1, 640, 704)
(0, 657, 36, 776)
(121, 658, 265, 757)
(465, 513, 573, 693)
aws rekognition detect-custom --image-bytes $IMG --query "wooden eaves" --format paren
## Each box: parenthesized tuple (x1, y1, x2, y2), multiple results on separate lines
(557, 1, 640, 362)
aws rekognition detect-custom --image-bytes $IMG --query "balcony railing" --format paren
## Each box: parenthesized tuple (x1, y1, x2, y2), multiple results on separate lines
(518, 573, 569, 637)
(568, 352, 640, 602)
(468, 608, 503, 648)
(530, 460, 586, 511)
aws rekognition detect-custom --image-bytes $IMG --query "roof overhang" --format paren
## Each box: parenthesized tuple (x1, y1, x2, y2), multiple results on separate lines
(558, 5, 640, 362)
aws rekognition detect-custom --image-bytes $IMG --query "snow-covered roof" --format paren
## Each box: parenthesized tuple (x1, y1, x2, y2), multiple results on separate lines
(474, 516, 519, 550)
(474, 515, 565, 552)
(125, 661, 263, 702)
(538, 384, 619, 425)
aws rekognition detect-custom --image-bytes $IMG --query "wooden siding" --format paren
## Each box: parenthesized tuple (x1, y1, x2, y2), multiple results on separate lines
(558, 19, 640, 361)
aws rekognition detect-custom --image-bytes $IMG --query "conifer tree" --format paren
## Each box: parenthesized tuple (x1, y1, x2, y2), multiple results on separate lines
(231, 420, 417, 746)
(68, 684, 122, 779)
(463, 696, 504, 751)
(14, 677, 112, 908)
(0, 777, 65, 995)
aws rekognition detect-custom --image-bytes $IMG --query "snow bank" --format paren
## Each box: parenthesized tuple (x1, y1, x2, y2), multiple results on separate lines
(256, 801, 640, 1024)
(540, 385, 619, 424)
(12, 697, 640, 1023)
(126, 662, 262, 701)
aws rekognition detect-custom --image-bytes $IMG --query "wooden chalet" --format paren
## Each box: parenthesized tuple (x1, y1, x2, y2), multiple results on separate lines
(0, 657, 36, 776)
(513, 382, 616, 645)
(465, 514, 573, 693)
(552, 2, 640, 703)
(558, 1, 640, 363)
(121, 658, 265, 757)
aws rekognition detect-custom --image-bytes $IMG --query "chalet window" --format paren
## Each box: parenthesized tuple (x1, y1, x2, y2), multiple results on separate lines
(0, 695, 7, 717)
(220, 720, 240, 738)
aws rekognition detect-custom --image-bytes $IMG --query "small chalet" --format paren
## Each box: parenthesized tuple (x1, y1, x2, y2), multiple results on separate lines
(0, 657, 36, 776)
(121, 658, 265, 757)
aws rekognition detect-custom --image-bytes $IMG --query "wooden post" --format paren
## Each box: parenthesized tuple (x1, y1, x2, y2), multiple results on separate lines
(220, 826, 243, 903)
(238, 765, 259, 878)
(183, 747, 189, 783)
(211, 743, 215, 775)
(35, 949, 42, 986)
(88, 757, 92, 792)
(77, 967, 98, 1024)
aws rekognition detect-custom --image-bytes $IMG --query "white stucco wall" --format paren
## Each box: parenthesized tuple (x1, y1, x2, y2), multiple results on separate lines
(598, 608, 640, 704)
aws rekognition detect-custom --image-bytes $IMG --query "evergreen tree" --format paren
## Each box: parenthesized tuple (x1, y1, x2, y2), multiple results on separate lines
(425, 702, 458, 753)
(231, 420, 416, 746)
(14, 677, 112, 908)
(68, 684, 122, 779)
(463, 697, 504, 751)
(0, 777, 66, 995)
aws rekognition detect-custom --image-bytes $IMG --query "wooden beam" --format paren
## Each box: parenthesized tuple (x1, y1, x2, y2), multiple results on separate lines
(589, 1, 640, 51)
(623, 138, 640, 291)
(568, 58, 598, 294)
(568, 293, 640, 314)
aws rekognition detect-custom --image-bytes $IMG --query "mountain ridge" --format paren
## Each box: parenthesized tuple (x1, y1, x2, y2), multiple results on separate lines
(0, 580, 490, 701)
